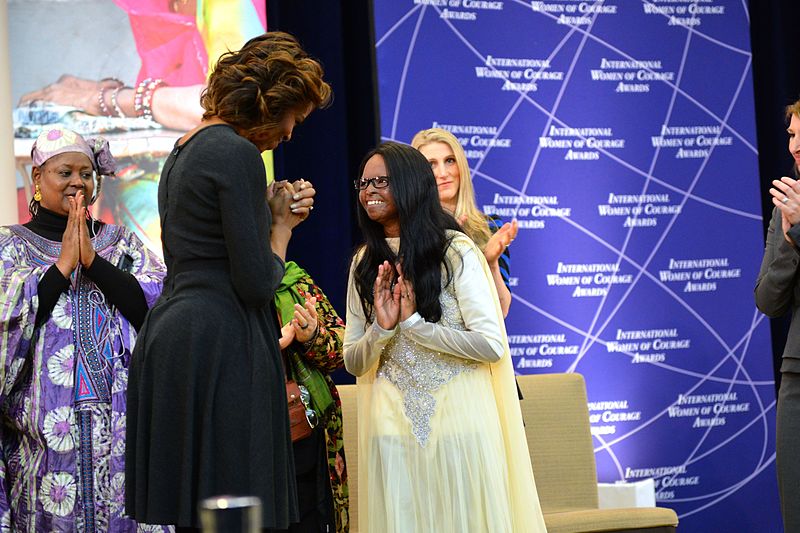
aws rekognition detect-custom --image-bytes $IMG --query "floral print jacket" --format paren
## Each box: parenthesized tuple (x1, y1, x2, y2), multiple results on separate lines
(286, 273, 349, 533)
(0, 224, 167, 532)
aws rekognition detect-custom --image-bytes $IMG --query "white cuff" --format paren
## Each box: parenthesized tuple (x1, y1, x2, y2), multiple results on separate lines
(373, 321, 398, 336)
(399, 312, 423, 330)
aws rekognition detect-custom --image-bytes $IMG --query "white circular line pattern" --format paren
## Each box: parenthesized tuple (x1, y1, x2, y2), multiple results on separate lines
(373, 0, 775, 524)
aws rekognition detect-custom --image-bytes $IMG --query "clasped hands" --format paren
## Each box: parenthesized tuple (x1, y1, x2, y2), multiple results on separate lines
(374, 261, 416, 330)
(268, 179, 315, 230)
(771, 176, 800, 245)
(55, 190, 96, 278)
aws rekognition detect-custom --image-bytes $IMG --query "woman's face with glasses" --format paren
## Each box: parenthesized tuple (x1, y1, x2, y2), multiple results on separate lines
(358, 154, 400, 237)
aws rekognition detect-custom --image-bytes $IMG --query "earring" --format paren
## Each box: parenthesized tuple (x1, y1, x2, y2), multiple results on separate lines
(33, 184, 42, 202)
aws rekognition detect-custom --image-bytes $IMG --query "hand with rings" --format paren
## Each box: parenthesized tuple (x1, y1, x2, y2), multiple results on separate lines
(267, 179, 316, 232)
(289, 179, 316, 220)
(396, 263, 417, 322)
(291, 296, 318, 343)
(772, 176, 800, 244)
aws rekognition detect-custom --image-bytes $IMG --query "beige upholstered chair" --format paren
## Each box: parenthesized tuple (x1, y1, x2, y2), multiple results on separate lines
(339, 384, 359, 532)
(519, 372, 679, 533)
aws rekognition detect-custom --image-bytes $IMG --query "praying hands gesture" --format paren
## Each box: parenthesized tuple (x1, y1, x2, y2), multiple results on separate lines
(373, 261, 416, 330)
(268, 179, 316, 228)
(55, 190, 96, 278)
(269, 179, 316, 262)
(771, 176, 800, 246)
(396, 263, 416, 322)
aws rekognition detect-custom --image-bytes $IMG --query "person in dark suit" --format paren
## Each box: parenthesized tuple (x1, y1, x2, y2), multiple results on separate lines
(755, 96, 800, 533)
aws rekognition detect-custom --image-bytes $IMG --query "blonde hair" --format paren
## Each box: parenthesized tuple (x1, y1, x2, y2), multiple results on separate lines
(787, 98, 800, 122)
(411, 127, 492, 249)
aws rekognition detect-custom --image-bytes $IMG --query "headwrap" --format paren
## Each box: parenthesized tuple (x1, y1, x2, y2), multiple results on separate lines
(30, 126, 117, 176)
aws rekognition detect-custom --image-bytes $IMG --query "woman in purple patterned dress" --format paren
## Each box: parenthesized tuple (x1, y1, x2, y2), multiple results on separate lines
(0, 126, 166, 532)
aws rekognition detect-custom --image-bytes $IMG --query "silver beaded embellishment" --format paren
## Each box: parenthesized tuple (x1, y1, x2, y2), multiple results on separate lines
(377, 284, 477, 447)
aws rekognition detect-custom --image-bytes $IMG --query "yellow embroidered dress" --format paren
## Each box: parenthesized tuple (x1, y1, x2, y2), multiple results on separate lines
(344, 232, 547, 533)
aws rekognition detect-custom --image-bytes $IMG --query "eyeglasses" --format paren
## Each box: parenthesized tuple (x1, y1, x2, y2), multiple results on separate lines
(354, 176, 390, 190)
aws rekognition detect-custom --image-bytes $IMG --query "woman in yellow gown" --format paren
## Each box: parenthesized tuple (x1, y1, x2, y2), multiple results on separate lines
(344, 141, 546, 532)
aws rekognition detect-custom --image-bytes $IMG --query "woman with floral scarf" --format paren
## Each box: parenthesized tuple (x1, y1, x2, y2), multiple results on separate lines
(275, 261, 348, 533)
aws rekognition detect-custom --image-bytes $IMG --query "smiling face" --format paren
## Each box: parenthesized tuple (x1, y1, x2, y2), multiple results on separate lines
(243, 103, 313, 152)
(417, 141, 461, 213)
(358, 154, 399, 237)
(789, 114, 800, 172)
(32, 152, 94, 216)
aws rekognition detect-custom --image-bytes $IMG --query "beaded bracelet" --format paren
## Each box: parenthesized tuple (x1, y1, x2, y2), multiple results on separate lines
(110, 86, 126, 118)
(133, 78, 166, 121)
(97, 86, 112, 117)
(96, 78, 124, 117)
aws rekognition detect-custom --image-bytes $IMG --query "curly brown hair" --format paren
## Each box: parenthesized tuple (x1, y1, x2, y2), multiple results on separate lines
(786, 98, 800, 122)
(201, 32, 332, 135)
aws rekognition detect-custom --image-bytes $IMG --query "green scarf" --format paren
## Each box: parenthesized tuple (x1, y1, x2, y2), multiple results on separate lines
(275, 261, 335, 422)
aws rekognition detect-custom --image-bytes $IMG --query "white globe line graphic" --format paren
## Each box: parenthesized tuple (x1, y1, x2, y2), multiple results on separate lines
(518, 0, 759, 153)
(572, 8, 698, 372)
(389, 5, 426, 140)
(470, 167, 760, 221)
(637, 0, 752, 56)
(387, 1, 764, 381)
(507, 291, 771, 387)
(511, 288, 775, 499)
(374, 0, 775, 522)
(377, 4, 767, 377)
(568, 57, 754, 373)
(651, 310, 772, 509)
(383, 2, 762, 221)
(375, 4, 422, 48)
(567, 59, 769, 497)
(422, 0, 758, 156)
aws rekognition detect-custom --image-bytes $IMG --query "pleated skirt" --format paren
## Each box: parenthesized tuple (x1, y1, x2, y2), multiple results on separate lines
(125, 270, 298, 528)
(363, 365, 515, 533)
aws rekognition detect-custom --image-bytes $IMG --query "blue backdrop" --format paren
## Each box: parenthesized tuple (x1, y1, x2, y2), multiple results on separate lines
(372, 1, 780, 530)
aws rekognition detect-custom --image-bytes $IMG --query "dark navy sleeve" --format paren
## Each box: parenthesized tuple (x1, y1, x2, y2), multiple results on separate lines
(487, 215, 511, 289)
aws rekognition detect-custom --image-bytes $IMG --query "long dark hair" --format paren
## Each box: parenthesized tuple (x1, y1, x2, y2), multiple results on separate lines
(353, 141, 463, 323)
